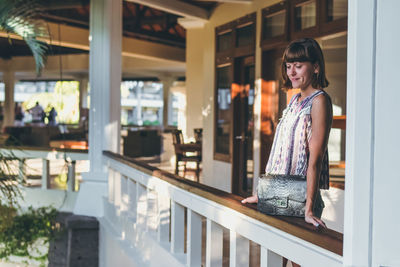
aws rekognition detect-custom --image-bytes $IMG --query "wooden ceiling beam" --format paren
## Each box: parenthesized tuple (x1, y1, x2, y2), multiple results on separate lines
(193, 0, 251, 3)
(125, 0, 210, 21)
(0, 22, 185, 63)
(38, 0, 89, 10)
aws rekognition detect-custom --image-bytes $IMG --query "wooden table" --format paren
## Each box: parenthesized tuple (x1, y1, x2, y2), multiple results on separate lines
(50, 140, 88, 150)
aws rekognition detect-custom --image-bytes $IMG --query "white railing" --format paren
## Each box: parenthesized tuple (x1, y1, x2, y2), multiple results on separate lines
(103, 151, 343, 267)
(0, 147, 88, 192)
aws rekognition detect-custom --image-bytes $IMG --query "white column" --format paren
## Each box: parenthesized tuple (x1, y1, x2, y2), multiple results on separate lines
(136, 83, 142, 125)
(253, 8, 263, 187)
(206, 219, 223, 267)
(371, 0, 400, 266)
(78, 74, 89, 115)
(3, 70, 15, 128)
(343, 0, 375, 266)
(74, 0, 122, 217)
(179, 20, 205, 139)
(160, 76, 175, 128)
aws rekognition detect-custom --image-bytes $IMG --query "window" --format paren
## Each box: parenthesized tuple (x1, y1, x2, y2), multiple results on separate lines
(215, 64, 233, 156)
(290, 0, 319, 39)
(326, 0, 347, 21)
(217, 30, 233, 52)
(261, 0, 348, 46)
(294, 0, 317, 31)
(236, 23, 254, 47)
(214, 13, 256, 161)
(121, 80, 163, 126)
(261, 1, 288, 49)
(320, 0, 347, 35)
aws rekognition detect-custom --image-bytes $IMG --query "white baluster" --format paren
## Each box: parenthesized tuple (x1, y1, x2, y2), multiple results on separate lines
(124, 178, 137, 244)
(113, 171, 122, 208)
(230, 230, 249, 267)
(127, 179, 137, 217)
(18, 159, 25, 183)
(157, 194, 170, 244)
(120, 175, 128, 211)
(260, 247, 283, 267)
(136, 183, 147, 228)
(108, 168, 115, 203)
(171, 201, 185, 254)
(206, 219, 223, 267)
(41, 159, 50, 189)
(146, 189, 158, 232)
(67, 160, 76, 192)
(187, 209, 202, 267)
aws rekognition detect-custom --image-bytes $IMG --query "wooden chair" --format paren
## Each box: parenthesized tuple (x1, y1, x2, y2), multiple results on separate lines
(193, 128, 203, 143)
(172, 129, 201, 181)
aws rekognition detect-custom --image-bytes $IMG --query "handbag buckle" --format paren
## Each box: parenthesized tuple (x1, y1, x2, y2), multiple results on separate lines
(275, 198, 288, 208)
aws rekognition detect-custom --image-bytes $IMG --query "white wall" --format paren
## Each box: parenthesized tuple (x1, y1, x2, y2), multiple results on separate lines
(345, 0, 400, 266)
(372, 0, 400, 265)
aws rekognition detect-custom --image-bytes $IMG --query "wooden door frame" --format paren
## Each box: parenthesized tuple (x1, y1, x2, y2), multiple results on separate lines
(231, 56, 255, 196)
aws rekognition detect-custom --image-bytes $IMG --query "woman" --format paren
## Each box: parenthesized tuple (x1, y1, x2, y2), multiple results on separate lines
(242, 38, 332, 230)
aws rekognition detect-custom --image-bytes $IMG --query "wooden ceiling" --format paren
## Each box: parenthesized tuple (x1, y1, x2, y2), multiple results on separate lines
(0, 0, 221, 60)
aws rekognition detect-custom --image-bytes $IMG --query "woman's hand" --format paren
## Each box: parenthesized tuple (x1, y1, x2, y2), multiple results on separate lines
(241, 195, 258, 204)
(305, 211, 327, 228)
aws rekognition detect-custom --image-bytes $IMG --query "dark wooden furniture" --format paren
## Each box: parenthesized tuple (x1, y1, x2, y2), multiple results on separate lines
(172, 130, 202, 181)
(193, 128, 203, 143)
(123, 129, 161, 158)
(4, 125, 61, 147)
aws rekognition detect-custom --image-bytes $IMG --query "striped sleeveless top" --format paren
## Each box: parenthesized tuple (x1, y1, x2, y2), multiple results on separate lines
(265, 90, 330, 189)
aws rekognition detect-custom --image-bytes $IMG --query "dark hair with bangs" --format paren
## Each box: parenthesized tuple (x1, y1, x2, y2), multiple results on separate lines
(281, 38, 329, 89)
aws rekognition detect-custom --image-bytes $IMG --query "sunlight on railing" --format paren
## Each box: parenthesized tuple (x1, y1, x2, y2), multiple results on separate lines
(102, 153, 343, 267)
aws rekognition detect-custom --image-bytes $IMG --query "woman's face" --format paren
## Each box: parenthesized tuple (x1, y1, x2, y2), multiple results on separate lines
(286, 61, 318, 90)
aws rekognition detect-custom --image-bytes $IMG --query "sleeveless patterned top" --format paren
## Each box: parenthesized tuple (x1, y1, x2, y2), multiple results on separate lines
(265, 90, 330, 189)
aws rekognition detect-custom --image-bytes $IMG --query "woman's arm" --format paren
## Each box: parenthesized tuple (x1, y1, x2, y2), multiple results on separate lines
(305, 94, 332, 227)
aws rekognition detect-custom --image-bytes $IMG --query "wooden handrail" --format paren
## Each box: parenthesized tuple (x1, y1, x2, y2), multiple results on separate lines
(103, 150, 343, 256)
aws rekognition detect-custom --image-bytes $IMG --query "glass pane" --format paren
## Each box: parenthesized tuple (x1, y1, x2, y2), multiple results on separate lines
(216, 66, 232, 155)
(217, 31, 232, 52)
(295, 1, 316, 31)
(245, 65, 255, 194)
(263, 11, 286, 39)
(327, 0, 348, 22)
(320, 34, 347, 165)
(236, 24, 254, 47)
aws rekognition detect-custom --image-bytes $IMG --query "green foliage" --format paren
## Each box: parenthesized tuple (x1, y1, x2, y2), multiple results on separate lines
(0, 150, 59, 265)
(0, 150, 21, 207)
(0, 206, 59, 263)
(143, 120, 160, 126)
(0, 0, 49, 74)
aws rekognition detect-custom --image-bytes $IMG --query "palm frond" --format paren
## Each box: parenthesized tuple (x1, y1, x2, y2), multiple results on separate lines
(0, 0, 49, 75)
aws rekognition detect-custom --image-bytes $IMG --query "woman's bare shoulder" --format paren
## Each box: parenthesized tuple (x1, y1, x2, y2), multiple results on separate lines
(312, 92, 332, 111)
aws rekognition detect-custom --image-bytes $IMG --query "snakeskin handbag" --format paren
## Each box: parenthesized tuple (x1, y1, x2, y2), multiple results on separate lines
(257, 174, 307, 217)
